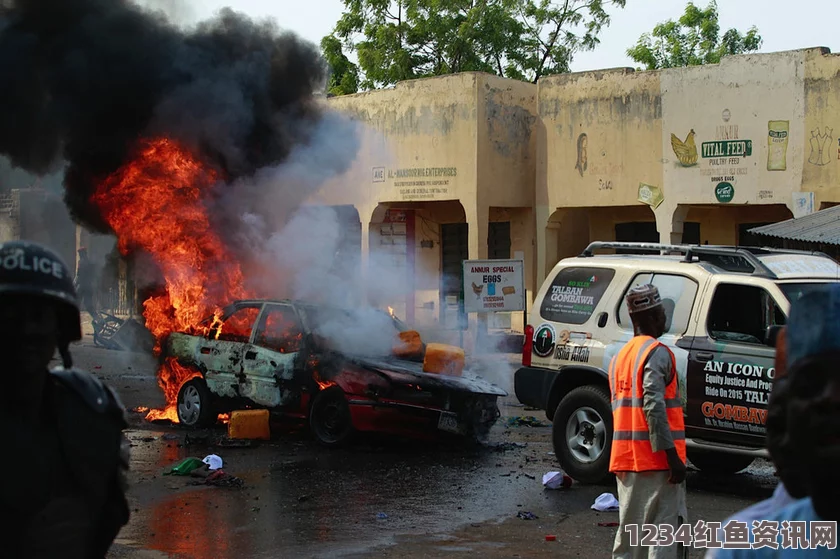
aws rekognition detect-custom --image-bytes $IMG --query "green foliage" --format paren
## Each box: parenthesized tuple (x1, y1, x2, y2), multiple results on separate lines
(321, 35, 360, 96)
(323, 0, 627, 92)
(627, 1, 762, 70)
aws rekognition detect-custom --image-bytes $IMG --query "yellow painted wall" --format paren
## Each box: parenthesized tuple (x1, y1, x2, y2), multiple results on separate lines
(538, 68, 663, 209)
(803, 48, 840, 208)
(325, 73, 481, 212)
(477, 74, 538, 209)
(660, 49, 806, 209)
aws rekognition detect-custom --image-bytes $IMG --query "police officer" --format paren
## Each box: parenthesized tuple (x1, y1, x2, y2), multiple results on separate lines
(0, 240, 130, 558)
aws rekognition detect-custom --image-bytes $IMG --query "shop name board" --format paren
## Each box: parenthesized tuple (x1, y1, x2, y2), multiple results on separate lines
(463, 259, 525, 313)
(388, 167, 458, 179)
(702, 140, 753, 158)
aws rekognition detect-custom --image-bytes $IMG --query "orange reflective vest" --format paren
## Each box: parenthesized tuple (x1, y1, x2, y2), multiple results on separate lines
(608, 335, 687, 472)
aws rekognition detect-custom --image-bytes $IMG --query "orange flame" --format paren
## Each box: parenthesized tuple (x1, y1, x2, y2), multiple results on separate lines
(93, 137, 252, 422)
(387, 306, 395, 317)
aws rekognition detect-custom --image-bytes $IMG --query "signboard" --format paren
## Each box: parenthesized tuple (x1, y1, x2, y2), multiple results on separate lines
(462, 259, 525, 313)
(701, 140, 753, 158)
(715, 182, 734, 203)
(637, 183, 664, 209)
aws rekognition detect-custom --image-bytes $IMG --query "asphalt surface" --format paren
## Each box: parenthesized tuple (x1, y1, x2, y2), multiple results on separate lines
(65, 339, 780, 559)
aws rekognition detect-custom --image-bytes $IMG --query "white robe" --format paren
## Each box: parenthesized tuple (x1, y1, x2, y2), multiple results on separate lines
(612, 471, 689, 559)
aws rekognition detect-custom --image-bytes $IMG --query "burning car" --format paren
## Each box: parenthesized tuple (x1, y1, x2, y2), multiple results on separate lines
(162, 299, 507, 446)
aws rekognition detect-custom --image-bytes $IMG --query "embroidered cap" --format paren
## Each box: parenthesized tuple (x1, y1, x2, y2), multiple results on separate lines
(625, 284, 662, 314)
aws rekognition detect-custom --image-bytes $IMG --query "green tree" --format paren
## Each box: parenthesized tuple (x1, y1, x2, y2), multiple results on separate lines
(321, 35, 361, 96)
(325, 0, 627, 92)
(627, 1, 761, 70)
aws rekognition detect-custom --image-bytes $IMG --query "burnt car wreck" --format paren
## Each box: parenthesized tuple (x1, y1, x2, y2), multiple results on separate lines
(163, 300, 507, 446)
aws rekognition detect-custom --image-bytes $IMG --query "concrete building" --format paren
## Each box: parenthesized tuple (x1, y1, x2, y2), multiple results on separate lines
(320, 73, 538, 347)
(320, 46, 840, 345)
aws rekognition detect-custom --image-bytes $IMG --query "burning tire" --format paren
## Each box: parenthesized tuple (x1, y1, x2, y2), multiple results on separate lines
(176, 378, 216, 428)
(309, 388, 354, 447)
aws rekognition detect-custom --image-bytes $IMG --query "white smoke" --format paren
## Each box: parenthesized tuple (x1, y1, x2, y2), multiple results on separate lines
(225, 107, 447, 360)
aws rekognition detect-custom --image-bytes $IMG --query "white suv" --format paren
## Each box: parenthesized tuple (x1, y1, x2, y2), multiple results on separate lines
(515, 241, 840, 483)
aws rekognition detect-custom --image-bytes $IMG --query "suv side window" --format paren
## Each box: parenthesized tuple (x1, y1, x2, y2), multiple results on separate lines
(617, 273, 699, 335)
(706, 283, 785, 346)
(540, 267, 616, 325)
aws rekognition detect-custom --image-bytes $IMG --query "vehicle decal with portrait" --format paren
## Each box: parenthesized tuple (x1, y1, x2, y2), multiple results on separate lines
(532, 323, 557, 358)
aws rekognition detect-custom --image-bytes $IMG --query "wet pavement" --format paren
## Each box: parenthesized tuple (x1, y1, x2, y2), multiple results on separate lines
(67, 341, 779, 558)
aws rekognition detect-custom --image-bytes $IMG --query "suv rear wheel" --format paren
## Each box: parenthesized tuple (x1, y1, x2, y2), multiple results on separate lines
(552, 385, 613, 483)
(688, 449, 755, 475)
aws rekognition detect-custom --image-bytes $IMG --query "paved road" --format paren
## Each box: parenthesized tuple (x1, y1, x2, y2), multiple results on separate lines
(66, 342, 777, 559)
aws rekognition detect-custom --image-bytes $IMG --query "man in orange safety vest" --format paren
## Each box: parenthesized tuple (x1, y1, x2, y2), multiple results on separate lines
(609, 284, 688, 558)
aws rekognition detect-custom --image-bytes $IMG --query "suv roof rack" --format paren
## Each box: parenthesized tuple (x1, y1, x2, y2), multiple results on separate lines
(577, 241, 833, 279)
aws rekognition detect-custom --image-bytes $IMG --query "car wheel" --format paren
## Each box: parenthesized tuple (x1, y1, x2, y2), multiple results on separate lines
(552, 385, 613, 484)
(177, 378, 216, 428)
(688, 449, 754, 475)
(310, 388, 354, 447)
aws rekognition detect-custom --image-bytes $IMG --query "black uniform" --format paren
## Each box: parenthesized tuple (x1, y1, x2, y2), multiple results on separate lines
(0, 241, 130, 558)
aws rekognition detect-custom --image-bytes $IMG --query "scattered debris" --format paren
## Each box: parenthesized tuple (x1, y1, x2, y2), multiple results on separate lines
(484, 441, 527, 452)
(505, 416, 546, 427)
(202, 454, 223, 470)
(376, 512, 388, 519)
(298, 495, 310, 502)
(193, 469, 244, 488)
(598, 522, 620, 527)
(591, 493, 620, 512)
(522, 473, 536, 480)
(164, 457, 205, 476)
(162, 433, 180, 441)
(545, 535, 557, 541)
(542, 471, 573, 489)
(517, 511, 538, 520)
(216, 437, 259, 448)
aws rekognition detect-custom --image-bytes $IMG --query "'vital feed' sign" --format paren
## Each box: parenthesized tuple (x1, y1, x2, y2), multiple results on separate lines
(701, 140, 753, 158)
(463, 259, 525, 313)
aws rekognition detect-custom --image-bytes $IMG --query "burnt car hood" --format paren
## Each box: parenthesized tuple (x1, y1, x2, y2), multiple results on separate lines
(352, 356, 508, 397)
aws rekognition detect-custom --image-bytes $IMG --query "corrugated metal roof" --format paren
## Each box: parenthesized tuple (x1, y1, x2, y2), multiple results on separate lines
(749, 205, 840, 245)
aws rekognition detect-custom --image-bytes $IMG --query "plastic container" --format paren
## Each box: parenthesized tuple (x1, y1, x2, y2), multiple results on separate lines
(422, 343, 465, 376)
(228, 409, 271, 440)
(393, 330, 424, 359)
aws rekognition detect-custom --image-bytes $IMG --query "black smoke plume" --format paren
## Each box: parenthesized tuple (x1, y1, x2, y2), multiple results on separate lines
(0, 0, 328, 233)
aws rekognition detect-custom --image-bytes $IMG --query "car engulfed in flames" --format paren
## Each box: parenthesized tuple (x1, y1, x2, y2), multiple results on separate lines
(161, 299, 507, 445)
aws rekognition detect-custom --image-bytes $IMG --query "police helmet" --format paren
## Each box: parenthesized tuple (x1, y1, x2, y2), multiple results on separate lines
(0, 240, 82, 341)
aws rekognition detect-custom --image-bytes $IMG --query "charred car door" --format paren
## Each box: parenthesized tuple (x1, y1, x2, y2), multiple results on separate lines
(686, 280, 784, 447)
(238, 303, 303, 408)
(197, 303, 263, 399)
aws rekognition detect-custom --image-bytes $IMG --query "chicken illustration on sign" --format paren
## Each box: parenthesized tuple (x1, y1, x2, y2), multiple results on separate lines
(671, 130, 698, 167)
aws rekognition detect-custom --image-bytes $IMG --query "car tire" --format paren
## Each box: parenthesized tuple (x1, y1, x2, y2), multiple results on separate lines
(176, 378, 216, 428)
(309, 388, 355, 447)
(553, 385, 613, 484)
(688, 449, 754, 475)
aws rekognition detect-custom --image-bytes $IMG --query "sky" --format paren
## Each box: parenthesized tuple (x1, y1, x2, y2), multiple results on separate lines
(156, 0, 839, 74)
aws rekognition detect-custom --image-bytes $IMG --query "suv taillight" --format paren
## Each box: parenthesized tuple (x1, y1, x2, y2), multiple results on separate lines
(522, 324, 534, 367)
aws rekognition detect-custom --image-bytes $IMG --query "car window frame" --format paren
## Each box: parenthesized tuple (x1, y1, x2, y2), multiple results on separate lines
(704, 282, 786, 347)
(615, 271, 699, 337)
(210, 303, 264, 343)
(251, 303, 305, 353)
